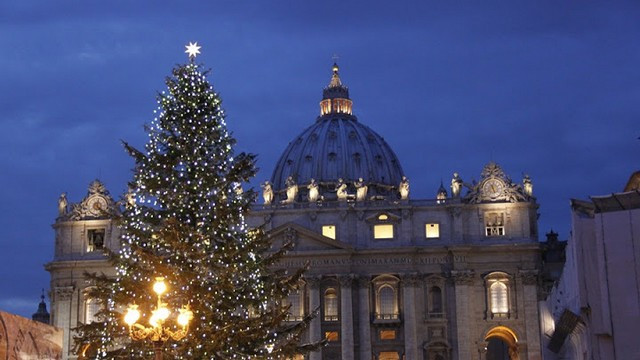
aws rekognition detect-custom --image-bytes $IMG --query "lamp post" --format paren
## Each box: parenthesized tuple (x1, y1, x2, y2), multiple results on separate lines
(124, 277, 193, 360)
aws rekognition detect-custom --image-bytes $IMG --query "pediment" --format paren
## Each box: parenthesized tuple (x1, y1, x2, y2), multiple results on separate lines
(267, 223, 353, 252)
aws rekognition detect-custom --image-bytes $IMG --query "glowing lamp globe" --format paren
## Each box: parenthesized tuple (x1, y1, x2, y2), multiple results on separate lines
(153, 277, 167, 295)
(177, 307, 193, 327)
(124, 305, 140, 326)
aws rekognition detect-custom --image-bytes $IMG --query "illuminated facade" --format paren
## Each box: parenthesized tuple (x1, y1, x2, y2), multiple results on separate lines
(46, 64, 545, 360)
(248, 64, 544, 360)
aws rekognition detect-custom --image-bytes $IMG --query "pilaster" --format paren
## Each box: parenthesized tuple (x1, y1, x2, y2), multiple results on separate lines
(520, 270, 542, 360)
(307, 276, 322, 360)
(402, 273, 420, 359)
(451, 270, 475, 360)
(357, 276, 372, 360)
(339, 275, 354, 360)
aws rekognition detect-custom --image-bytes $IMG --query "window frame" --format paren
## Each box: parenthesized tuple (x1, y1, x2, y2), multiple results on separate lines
(323, 287, 339, 322)
(321, 225, 336, 240)
(86, 227, 106, 252)
(484, 212, 506, 237)
(425, 222, 441, 239)
(372, 275, 400, 322)
(484, 272, 513, 319)
(285, 281, 306, 322)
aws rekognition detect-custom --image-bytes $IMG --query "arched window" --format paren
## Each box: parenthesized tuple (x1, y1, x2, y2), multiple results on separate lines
(373, 275, 400, 321)
(84, 298, 100, 324)
(378, 285, 396, 319)
(286, 288, 304, 321)
(490, 282, 509, 314)
(285, 281, 306, 322)
(485, 272, 511, 318)
(430, 286, 443, 315)
(324, 288, 338, 321)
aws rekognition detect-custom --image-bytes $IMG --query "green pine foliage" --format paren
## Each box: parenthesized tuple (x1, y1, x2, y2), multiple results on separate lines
(73, 61, 322, 359)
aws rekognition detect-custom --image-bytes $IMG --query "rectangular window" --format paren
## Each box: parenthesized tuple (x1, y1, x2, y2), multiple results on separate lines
(379, 330, 396, 340)
(485, 212, 505, 237)
(322, 225, 336, 240)
(374, 224, 394, 239)
(87, 229, 105, 252)
(425, 223, 440, 238)
(325, 331, 339, 342)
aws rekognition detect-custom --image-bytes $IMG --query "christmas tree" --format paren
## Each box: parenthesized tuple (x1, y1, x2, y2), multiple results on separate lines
(74, 43, 322, 359)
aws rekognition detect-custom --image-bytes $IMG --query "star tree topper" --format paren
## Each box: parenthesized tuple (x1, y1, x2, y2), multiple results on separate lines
(185, 41, 201, 58)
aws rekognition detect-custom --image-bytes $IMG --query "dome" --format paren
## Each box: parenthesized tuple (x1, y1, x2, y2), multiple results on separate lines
(270, 63, 404, 198)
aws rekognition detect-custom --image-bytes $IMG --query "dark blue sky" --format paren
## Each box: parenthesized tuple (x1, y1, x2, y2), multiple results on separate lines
(1, 1, 638, 318)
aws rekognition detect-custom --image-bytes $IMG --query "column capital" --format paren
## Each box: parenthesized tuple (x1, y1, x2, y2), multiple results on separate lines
(401, 273, 421, 287)
(518, 269, 539, 285)
(356, 276, 371, 289)
(306, 276, 322, 289)
(54, 286, 74, 301)
(339, 274, 355, 287)
(450, 270, 475, 285)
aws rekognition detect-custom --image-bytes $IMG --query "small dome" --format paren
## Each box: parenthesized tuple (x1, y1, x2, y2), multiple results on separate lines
(271, 63, 404, 195)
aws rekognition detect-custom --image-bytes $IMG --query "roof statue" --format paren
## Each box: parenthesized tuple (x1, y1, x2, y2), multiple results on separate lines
(308, 178, 320, 202)
(399, 176, 410, 200)
(261, 181, 274, 205)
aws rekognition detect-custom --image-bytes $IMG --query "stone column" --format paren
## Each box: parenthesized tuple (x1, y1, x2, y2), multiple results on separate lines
(54, 286, 74, 359)
(357, 277, 372, 360)
(339, 275, 354, 360)
(451, 270, 475, 360)
(402, 273, 420, 359)
(307, 277, 322, 360)
(520, 270, 542, 360)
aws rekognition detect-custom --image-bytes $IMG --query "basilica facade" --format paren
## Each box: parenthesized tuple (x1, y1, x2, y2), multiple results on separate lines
(46, 64, 544, 360)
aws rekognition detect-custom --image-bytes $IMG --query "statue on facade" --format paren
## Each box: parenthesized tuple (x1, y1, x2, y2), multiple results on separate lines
(451, 172, 463, 198)
(523, 174, 533, 197)
(336, 178, 348, 201)
(58, 193, 68, 216)
(308, 178, 319, 202)
(399, 176, 410, 200)
(233, 182, 244, 196)
(261, 181, 274, 205)
(125, 188, 136, 207)
(355, 177, 368, 201)
(284, 176, 298, 204)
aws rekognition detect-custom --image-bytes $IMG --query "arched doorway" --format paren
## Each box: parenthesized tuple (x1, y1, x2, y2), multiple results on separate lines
(484, 326, 519, 360)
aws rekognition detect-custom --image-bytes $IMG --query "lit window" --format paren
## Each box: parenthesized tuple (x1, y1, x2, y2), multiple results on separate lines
(490, 282, 509, 315)
(485, 272, 511, 318)
(85, 298, 100, 324)
(373, 275, 400, 321)
(322, 225, 336, 240)
(87, 229, 105, 252)
(379, 352, 400, 360)
(286, 285, 305, 321)
(323, 288, 338, 321)
(485, 212, 505, 236)
(379, 329, 396, 340)
(377, 285, 398, 320)
(374, 224, 394, 239)
(426, 223, 440, 238)
(325, 331, 339, 342)
(378, 214, 389, 221)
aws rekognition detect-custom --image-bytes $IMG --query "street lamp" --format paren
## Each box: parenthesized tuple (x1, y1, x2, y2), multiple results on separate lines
(124, 277, 193, 360)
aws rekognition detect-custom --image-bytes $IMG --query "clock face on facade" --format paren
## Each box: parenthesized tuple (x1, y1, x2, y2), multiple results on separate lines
(482, 178, 505, 200)
(86, 196, 107, 216)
